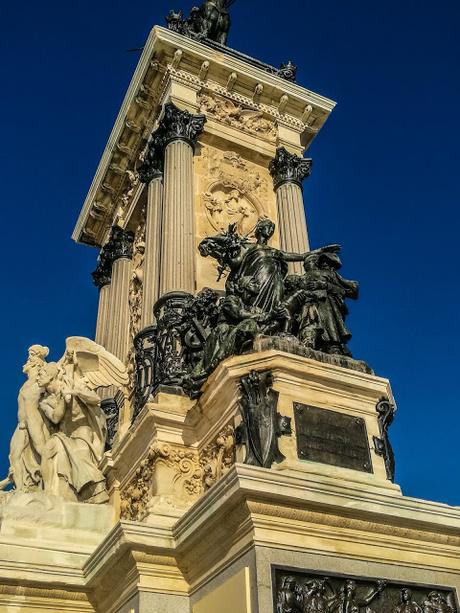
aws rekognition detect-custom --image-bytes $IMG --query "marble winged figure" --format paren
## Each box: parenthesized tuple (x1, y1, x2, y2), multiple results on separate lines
(1, 337, 128, 504)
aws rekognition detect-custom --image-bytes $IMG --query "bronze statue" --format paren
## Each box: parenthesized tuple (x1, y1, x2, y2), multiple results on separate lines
(166, 0, 235, 45)
(135, 219, 362, 402)
(289, 248, 358, 356)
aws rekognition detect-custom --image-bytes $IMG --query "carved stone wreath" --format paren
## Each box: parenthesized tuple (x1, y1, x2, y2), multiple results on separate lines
(203, 181, 262, 235)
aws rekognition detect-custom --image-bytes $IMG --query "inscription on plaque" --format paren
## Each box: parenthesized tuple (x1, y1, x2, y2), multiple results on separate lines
(293, 403, 372, 473)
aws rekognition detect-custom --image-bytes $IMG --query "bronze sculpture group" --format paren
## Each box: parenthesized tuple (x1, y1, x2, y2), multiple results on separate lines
(166, 0, 234, 45)
(134, 218, 361, 403)
(276, 575, 457, 613)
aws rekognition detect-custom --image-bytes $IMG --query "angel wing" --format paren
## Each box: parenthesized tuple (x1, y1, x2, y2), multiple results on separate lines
(65, 337, 129, 391)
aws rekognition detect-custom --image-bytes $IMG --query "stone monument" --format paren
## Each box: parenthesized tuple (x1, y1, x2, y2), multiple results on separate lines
(1, 3, 459, 612)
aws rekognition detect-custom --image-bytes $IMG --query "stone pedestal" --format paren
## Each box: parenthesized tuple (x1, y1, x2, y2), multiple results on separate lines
(2, 353, 460, 612)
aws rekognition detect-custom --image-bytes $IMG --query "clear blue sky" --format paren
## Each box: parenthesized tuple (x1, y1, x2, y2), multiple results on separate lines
(1, 0, 459, 505)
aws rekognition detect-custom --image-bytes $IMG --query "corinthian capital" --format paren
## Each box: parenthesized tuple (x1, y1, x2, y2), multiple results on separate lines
(158, 102, 206, 150)
(108, 226, 135, 262)
(269, 147, 313, 189)
(92, 252, 112, 289)
(138, 130, 164, 184)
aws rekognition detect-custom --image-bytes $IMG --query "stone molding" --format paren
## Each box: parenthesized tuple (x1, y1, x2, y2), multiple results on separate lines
(269, 146, 313, 189)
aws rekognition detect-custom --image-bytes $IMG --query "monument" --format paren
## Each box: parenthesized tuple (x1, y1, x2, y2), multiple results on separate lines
(1, 3, 459, 612)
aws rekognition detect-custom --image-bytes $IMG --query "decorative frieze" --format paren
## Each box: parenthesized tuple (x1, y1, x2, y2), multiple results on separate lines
(198, 92, 277, 142)
(269, 146, 313, 189)
(274, 569, 458, 613)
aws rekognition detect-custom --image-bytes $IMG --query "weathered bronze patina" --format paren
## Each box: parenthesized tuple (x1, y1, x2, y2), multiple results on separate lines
(274, 568, 457, 613)
(133, 216, 366, 405)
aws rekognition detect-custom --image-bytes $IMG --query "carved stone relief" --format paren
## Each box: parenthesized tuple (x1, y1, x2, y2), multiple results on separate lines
(120, 443, 203, 521)
(129, 218, 146, 342)
(198, 146, 268, 236)
(200, 425, 236, 489)
(198, 92, 277, 142)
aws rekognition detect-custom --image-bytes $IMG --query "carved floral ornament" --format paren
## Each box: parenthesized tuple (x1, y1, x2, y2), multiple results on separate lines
(119, 427, 237, 521)
(120, 442, 203, 521)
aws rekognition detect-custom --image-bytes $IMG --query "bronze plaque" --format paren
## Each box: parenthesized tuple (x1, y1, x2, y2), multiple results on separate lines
(293, 403, 372, 473)
(273, 567, 458, 613)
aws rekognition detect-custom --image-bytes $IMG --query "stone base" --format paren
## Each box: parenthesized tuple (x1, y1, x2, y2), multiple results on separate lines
(1, 466, 460, 611)
(0, 491, 115, 611)
(1, 351, 459, 611)
(253, 333, 374, 374)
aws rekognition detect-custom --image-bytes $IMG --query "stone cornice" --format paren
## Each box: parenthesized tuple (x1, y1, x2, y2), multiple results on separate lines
(73, 26, 336, 247)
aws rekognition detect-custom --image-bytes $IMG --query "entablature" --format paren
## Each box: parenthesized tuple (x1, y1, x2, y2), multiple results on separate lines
(73, 26, 336, 248)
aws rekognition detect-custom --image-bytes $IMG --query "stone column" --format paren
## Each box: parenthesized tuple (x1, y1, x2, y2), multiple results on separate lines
(138, 139, 164, 328)
(104, 226, 134, 362)
(269, 147, 313, 274)
(92, 252, 112, 348)
(156, 102, 206, 296)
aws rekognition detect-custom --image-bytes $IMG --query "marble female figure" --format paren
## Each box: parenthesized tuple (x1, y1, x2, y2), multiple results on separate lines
(0, 345, 51, 492)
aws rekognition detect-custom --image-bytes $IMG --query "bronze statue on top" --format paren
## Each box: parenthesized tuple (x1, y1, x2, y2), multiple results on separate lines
(166, 0, 235, 46)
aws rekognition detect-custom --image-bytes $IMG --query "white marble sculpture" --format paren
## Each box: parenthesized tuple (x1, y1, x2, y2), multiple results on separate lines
(0, 337, 128, 504)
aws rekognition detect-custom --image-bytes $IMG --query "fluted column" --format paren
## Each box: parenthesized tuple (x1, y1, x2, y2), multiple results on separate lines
(161, 140, 196, 295)
(92, 253, 112, 347)
(104, 226, 134, 362)
(138, 143, 164, 328)
(269, 147, 313, 274)
(154, 102, 206, 296)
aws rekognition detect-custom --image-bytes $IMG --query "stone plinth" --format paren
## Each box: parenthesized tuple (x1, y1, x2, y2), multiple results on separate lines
(2, 351, 460, 611)
(109, 350, 399, 531)
(0, 491, 115, 611)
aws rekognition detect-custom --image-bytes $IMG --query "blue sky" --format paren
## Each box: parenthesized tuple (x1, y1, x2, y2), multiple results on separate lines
(0, 0, 459, 505)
